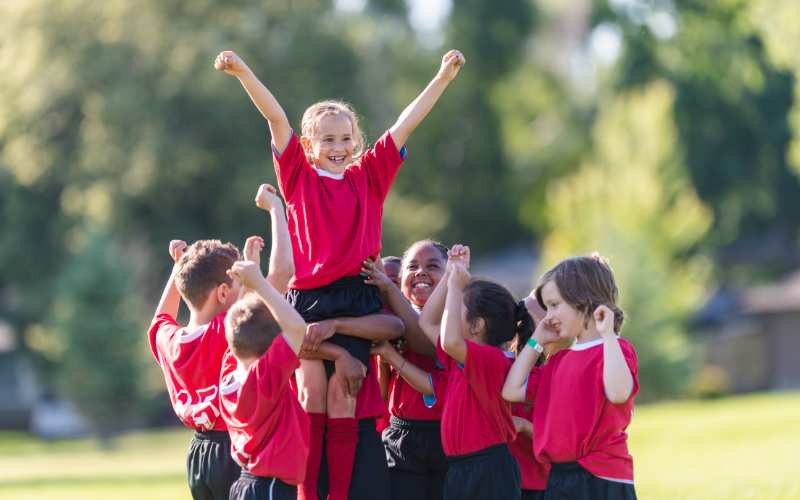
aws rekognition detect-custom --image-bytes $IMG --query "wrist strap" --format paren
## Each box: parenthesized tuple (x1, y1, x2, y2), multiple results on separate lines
(527, 336, 544, 354)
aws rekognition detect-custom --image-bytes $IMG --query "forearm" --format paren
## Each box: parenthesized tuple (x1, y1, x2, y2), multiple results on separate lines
(266, 205, 293, 294)
(502, 345, 540, 403)
(251, 277, 306, 352)
(381, 349, 433, 396)
(332, 314, 404, 341)
(154, 266, 182, 319)
(440, 285, 467, 363)
(236, 71, 292, 150)
(602, 335, 634, 403)
(389, 76, 452, 147)
(383, 285, 436, 357)
(299, 342, 349, 362)
(419, 271, 448, 344)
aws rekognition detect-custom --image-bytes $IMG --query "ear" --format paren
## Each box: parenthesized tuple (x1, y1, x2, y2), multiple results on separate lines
(470, 317, 486, 337)
(216, 283, 231, 304)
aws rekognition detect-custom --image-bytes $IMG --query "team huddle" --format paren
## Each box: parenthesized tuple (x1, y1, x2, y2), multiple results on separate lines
(148, 49, 638, 500)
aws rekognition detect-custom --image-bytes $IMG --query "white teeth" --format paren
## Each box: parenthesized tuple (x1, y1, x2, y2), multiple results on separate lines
(413, 283, 431, 289)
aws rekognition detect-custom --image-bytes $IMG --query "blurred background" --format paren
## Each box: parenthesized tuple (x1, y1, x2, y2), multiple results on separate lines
(1, 0, 799, 498)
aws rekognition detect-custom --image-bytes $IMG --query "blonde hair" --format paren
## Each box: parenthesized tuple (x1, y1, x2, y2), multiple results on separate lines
(300, 100, 366, 162)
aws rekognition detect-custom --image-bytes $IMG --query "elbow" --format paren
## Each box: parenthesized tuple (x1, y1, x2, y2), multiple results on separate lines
(441, 336, 463, 357)
(605, 383, 633, 404)
(501, 384, 522, 403)
(387, 316, 405, 339)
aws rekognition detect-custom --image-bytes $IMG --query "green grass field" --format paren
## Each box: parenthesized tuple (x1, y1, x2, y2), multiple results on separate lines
(1, 392, 798, 499)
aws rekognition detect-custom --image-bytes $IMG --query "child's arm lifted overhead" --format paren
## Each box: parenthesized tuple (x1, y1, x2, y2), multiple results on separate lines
(388, 50, 466, 149)
(214, 51, 292, 153)
(440, 245, 471, 364)
(153, 240, 188, 320)
(254, 183, 294, 293)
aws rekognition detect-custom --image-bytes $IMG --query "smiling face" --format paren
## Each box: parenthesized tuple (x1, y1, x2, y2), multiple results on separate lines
(401, 242, 446, 307)
(539, 280, 586, 340)
(305, 113, 355, 175)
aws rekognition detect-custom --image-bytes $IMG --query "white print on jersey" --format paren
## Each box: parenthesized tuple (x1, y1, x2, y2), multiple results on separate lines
(175, 385, 220, 431)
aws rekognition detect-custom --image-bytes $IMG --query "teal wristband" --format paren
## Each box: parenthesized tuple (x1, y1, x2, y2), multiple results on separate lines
(527, 336, 544, 353)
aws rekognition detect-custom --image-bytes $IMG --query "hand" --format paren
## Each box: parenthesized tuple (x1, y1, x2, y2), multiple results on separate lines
(255, 183, 281, 212)
(243, 236, 264, 264)
(362, 258, 394, 294)
(370, 340, 396, 358)
(532, 317, 561, 346)
(227, 260, 264, 289)
(302, 320, 337, 353)
(169, 240, 187, 263)
(334, 353, 367, 398)
(594, 305, 615, 338)
(448, 262, 470, 289)
(447, 244, 470, 269)
(512, 415, 533, 437)
(214, 50, 250, 77)
(437, 49, 465, 82)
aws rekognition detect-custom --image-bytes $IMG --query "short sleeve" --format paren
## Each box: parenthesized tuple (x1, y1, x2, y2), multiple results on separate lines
(423, 367, 449, 409)
(147, 313, 179, 364)
(619, 338, 640, 400)
(464, 341, 512, 404)
(251, 334, 301, 400)
(272, 132, 310, 201)
(351, 131, 406, 202)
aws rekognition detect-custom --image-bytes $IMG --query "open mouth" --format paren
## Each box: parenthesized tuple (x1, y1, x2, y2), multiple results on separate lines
(412, 282, 432, 290)
(328, 155, 346, 165)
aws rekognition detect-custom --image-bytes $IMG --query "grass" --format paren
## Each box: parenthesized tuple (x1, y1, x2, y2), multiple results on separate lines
(0, 392, 799, 499)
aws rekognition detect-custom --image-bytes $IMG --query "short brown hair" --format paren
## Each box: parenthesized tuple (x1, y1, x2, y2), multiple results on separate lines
(535, 254, 625, 333)
(225, 293, 282, 360)
(175, 240, 240, 310)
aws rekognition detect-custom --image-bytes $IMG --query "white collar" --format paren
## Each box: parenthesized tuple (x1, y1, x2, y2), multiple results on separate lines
(570, 338, 604, 351)
(313, 167, 345, 180)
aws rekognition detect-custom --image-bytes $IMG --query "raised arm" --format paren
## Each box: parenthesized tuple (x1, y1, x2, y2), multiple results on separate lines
(595, 306, 635, 404)
(302, 314, 404, 353)
(441, 262, 469, 364)
(153, 240, 187, 319)
(215, 50, 292, 152)
(502, 320, 558, 403)
(228, 261, 306, 354)
(388, 50, 465, 148)
(362, 259, 436, 357)
(372, 341, 434, 396)
(418, 266, 449, 347)
(255, 183, 294, 293)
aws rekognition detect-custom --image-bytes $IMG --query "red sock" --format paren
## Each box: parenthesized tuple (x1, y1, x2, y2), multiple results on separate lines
(325, 417, 359, 500)
(299, 412, 325, 500)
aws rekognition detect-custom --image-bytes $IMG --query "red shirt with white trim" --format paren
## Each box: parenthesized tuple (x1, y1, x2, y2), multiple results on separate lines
(526, 337, 638, 482)
(148, 312, 229, 432)
(272, 131, 406, 290)
(388, 349, 447, 421)
(438, 341, 516, 456)
(219, 335, 310, 484)
(509, 401, 549, 491)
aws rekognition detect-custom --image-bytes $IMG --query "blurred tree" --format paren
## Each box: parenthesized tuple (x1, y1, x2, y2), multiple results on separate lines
(538, 82, 712, 400)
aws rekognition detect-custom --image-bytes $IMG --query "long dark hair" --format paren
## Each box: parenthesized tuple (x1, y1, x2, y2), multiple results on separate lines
(463, 280, 534, 348)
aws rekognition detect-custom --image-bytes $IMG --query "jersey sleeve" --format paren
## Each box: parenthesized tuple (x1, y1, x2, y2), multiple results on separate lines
(351, 131, 407, 202)
(618, 338, 640, 401)
(464, 341, 512, 404)
(147, 313, 180, 365)
(251, 334, 301, 402)
(423, 364, 449, 409)
(272, 132, 310, 201)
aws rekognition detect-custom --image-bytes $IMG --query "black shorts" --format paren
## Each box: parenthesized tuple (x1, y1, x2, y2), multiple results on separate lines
(522, 489, 545, 500)
(444, 444, 520, 500)
(317, 418, 391, 500)
(186, 430, 241, 500)
(287, 276, 382, 376)
(544, 462, 637, 500)
(229, 471, 297, 500)
(382, 416, 447, 500)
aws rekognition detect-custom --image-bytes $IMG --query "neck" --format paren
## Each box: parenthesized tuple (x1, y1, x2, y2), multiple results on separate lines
(187, 305, 220, 330)
(576, 326, 601, 344)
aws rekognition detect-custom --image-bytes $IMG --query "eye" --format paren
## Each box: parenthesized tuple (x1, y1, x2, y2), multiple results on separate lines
(324, 138, 334, 143)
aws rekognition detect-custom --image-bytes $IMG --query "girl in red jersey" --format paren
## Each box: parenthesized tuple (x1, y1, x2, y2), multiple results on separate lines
(362, 240, 451, 500)
(503, 255, 638, 500)
(216, 48, 464, 500)
(417, 245, 533, 500)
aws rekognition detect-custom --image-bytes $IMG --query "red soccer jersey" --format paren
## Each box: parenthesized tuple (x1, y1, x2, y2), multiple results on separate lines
(148, 312, 229, 432)
(355, 355, 386, 420)
(219, 335, 310, 484)
(526, 337, 639, 483)
(509, 401, 550, 491)
(388, 349, 447, 421)
(272, 131, 406, 290)
(438, 341, 516, 456)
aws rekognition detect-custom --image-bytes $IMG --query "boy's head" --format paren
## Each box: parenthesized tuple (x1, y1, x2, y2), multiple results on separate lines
(300, 100, 366, 175)
(535, 253, 625, 336)
(175, 240, 241, 313)
(225, 293, 282, 362)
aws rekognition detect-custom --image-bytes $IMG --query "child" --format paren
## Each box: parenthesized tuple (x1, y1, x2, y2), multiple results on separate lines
(220, 260, 310, 500)
(215, 48, 464, 499)
(382, 256, 402, 288)
(148, 184, 291, 500)
(502, 255, 638, 500)
(418, 245, 533, 500)
(362, 240, 450, 500)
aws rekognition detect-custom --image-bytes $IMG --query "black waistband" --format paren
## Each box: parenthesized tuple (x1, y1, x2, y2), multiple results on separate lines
(239, 471, 294, 487)
(550, 462, 583, 474)
(390, 415, 441, 430)
(293, 275, 369, 292)
(193, 430, 230, 443)
(447, 443, 510, 464)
